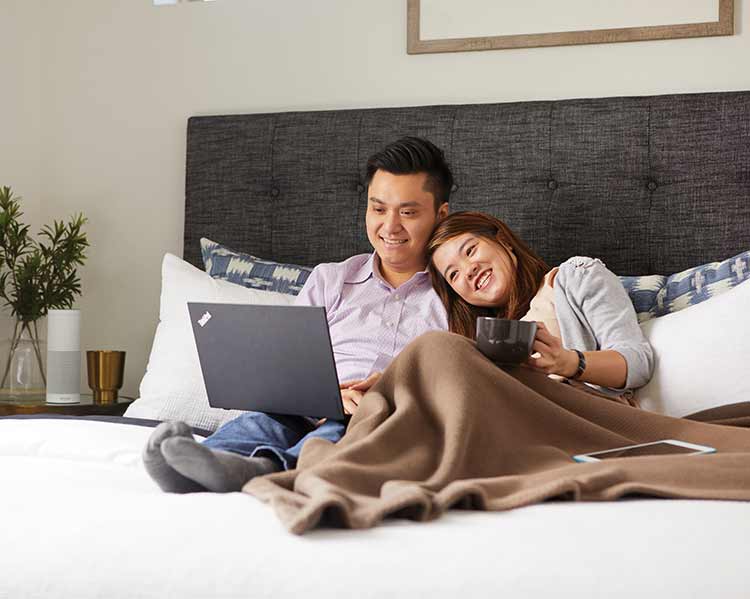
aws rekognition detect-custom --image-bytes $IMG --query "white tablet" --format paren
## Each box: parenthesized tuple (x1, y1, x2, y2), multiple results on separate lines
(573, 439, 716, 462)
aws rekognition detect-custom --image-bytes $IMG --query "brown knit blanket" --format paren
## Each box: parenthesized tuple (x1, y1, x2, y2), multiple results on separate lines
(245, 332, 750, 534)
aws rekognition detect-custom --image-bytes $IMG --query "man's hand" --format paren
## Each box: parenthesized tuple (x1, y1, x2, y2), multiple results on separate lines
(336, 371, 382, 417)
(523, 322, 578, 378)
(341, 388, 364, 415)
(339, 371, 382, 393)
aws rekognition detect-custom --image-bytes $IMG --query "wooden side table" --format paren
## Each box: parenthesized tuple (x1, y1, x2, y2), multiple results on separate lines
(0, 394, 135, 417)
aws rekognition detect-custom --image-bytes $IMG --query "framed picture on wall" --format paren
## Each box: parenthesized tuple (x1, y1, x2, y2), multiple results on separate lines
(407, 0, 734, 54)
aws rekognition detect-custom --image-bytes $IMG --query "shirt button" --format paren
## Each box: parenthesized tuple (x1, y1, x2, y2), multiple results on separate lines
(394, 294, 400, 300)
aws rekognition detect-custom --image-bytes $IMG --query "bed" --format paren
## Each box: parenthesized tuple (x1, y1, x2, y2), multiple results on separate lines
(2, 90, 750, 598)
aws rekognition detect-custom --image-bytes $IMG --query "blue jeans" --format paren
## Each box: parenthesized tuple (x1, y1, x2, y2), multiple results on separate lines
(202, 412, 347, 470)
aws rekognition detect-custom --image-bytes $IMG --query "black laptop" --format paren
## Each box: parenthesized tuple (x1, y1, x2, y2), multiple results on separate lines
(188, 303, 345, 419)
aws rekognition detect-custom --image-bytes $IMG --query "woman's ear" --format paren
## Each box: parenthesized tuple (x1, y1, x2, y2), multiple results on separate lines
(504, 244, 518, 268)
(500, 241, 518, 268)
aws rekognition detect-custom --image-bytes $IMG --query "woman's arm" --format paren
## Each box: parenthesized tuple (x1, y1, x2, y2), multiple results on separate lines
(556, 257, 655, 390)
(527, 323, 628, 388)
(559, 348, 628, 389)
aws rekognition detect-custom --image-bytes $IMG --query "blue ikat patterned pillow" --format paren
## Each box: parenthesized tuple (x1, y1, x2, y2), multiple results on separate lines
(618, 274, 667, 323)
(618, 250, 750, 323)
(200, 238, 312, 296)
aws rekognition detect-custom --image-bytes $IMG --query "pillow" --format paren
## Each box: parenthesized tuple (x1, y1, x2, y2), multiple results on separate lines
(654, 249, 750, 318)
(124, 253, 294, 432)
(618, 250, 750, 324)
(618, 274, 667, 323)
(635, 278, 750, 417)
(200, 237, 312, 296)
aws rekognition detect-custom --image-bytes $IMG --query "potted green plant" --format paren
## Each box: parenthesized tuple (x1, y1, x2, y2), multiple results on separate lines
(0, 186, 88, 398)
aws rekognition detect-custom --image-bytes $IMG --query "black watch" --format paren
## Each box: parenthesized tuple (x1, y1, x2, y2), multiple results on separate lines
(572, 349, 586, 380)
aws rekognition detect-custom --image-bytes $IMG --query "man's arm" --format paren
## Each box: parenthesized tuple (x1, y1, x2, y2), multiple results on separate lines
(294, 265, 327, 308)
(296, 265, 360, 420)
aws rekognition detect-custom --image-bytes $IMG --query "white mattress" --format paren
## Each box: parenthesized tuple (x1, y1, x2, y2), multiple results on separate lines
(1, 418, 747, 599)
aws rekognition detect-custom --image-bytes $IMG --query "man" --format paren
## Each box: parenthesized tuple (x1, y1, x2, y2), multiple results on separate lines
(143, 136, 453, 493)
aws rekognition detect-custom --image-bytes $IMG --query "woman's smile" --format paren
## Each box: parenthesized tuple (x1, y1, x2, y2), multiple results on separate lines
(475, 269, 492, 291)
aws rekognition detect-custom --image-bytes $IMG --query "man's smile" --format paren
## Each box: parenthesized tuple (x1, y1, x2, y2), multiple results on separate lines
(380, 236, 408, 246)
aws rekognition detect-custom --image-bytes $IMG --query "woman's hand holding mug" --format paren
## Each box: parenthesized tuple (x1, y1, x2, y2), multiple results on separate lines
(524, 322, 578, 378)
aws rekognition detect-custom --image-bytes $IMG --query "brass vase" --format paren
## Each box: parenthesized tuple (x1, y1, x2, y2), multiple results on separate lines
(86, 350, 126, 404)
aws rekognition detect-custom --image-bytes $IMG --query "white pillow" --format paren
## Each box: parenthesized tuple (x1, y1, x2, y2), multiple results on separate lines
(636, 278, 750, 417)
(124, 253, 294, 431)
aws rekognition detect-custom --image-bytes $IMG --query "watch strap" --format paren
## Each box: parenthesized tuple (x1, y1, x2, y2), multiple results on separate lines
(572, 349, 586, 380)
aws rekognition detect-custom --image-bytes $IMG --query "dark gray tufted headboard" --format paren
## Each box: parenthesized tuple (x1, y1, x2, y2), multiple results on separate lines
(185, 90, 750, 276)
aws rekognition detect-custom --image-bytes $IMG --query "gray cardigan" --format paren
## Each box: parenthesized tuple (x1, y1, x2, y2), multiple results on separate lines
(554, 256, 655, 395)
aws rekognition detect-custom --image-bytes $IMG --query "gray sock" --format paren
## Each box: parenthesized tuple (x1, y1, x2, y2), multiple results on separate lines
(160, 436, 280, 493)
(142, 421, 208, 494)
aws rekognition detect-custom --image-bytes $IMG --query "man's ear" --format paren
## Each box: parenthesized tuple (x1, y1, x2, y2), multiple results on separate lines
(436, 202, 449, 221)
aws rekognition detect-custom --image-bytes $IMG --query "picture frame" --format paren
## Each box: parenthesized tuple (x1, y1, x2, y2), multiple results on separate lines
(407, 0, 734, 54)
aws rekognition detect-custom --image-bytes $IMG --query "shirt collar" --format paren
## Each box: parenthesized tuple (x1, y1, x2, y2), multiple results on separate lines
(344, 253, 430, 288)
(343, 253, 376, 285)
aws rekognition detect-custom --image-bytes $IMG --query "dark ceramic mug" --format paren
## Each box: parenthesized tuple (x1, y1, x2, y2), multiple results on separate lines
(475, 318, 537, 365)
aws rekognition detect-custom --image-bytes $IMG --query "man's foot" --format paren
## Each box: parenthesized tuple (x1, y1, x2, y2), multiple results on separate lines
(142, 421, 208, 493)
(160, 437, 280, 493)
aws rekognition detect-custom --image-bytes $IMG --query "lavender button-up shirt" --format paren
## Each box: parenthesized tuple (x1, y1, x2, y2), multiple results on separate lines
(294, 253, 449, 384)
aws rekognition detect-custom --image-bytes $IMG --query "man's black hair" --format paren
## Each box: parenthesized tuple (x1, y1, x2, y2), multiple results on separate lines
(364, 136, 453, 209)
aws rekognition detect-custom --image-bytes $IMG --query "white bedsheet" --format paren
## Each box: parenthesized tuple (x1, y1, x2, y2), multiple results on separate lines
(1, 418, 747, 599)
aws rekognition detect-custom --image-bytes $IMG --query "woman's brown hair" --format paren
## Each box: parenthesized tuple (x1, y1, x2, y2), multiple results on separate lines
(427, 211, 551, 339)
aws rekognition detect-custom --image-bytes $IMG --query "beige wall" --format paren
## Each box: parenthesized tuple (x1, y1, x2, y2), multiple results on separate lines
(3, 0, 750, 396)
(0, 1, 43, 342)
(0, 1, 41, 210)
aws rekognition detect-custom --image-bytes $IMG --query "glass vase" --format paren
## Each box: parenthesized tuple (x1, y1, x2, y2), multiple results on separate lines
(0, 318, 46, 402)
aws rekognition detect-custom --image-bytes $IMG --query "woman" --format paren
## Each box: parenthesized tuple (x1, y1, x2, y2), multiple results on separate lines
(427, 211, 654, 404)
